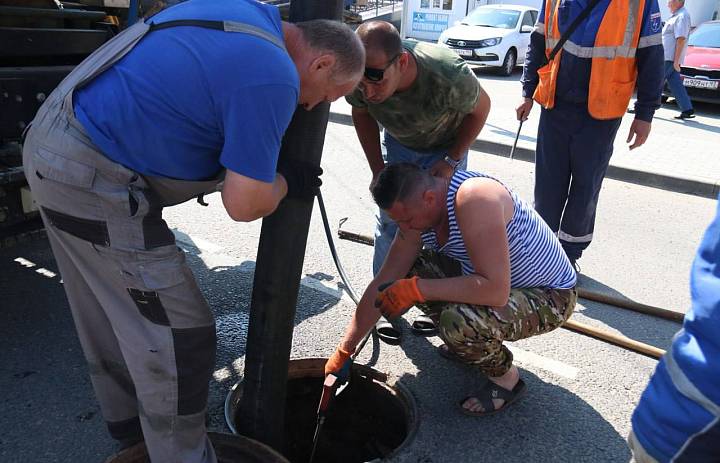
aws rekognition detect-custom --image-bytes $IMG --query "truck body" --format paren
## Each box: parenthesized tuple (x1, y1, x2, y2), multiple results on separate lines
(0, 1, 137, 246)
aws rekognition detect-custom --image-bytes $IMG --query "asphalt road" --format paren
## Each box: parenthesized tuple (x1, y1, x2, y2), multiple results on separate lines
(1, 87, 718, 462)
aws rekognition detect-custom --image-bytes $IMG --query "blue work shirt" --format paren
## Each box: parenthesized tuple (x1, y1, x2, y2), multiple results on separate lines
(521, 0, 664, 122)
(74, 0, 299, 182)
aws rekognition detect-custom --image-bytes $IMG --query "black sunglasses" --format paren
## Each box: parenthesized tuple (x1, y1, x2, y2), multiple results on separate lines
(364, 53, 402, 82)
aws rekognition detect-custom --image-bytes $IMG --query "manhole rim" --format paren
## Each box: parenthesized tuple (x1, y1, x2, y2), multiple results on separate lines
(224, 357, 419, 462)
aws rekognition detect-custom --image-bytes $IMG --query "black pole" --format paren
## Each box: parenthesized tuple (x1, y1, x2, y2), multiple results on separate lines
(235, 0, 343, 452)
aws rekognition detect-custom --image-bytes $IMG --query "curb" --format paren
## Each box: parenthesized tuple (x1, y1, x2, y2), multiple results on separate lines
(327, 111, 719, 200)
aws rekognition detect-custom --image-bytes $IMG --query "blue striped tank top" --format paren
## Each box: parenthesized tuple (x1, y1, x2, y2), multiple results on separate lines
(421, 171, 577, 289)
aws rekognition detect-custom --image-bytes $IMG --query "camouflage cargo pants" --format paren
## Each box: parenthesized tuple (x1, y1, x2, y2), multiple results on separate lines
(410, 250, 577, 377)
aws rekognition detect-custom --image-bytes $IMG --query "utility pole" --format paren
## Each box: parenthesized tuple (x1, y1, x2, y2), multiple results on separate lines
(235, 0, 344, 453)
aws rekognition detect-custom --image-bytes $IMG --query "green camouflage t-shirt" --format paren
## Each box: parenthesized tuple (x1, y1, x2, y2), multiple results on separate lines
(346, 40, 480, 151)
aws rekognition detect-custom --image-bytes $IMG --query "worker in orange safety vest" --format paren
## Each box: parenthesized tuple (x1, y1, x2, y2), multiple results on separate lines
(516, 0, 664, 269)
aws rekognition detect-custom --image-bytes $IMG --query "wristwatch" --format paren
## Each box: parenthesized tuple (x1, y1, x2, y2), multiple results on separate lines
(443, 155, 462, 170)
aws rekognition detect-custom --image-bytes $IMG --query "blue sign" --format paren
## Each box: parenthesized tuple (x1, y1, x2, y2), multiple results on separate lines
(411, 11, 450, 32)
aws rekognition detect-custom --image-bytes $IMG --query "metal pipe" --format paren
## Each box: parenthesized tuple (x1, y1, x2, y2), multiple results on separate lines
(236, 0, 343, 451)
(338, 226, 375, 246)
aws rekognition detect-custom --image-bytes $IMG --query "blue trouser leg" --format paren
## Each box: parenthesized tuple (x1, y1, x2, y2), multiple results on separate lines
(664, 61, 693, 113)
(372, 132, 468, 275)
(535, 104, 621, 262)
(534, 107, 572, 234)
(561, 110, 621, 260)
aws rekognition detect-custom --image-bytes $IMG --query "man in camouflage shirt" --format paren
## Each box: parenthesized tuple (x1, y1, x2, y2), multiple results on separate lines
(347, 21, 491, 338)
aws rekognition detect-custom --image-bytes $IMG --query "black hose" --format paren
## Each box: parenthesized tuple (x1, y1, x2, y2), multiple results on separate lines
(316, 190, 374, 360)
(317, 191, 360, 304)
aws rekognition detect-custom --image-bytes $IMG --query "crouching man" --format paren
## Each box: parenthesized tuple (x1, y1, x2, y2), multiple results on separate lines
(325, 163, 577, 414)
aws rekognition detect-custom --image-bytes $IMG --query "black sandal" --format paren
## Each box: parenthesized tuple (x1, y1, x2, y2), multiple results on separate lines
(411, 315, 437, 336)
(459, 379, 527, 417)
(375, 320, 401, 345)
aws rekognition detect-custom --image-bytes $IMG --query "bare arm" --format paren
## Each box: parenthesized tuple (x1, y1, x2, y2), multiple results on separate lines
(351, 106, 384, 178)
(339, 229, 423, 352)
(430, 85, 492, 177)
(447, 85, 491, 161)
(417, 179, 512, 307)
(674, 36, 687, 70)
(221, 169, 287, 222)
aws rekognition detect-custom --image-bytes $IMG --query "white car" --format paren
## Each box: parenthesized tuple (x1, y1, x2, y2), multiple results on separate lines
(437, 5, 539, 76)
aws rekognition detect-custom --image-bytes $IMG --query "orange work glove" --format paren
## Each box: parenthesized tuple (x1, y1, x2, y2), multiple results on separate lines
(374, 276, 425, 320)
(324, 345, 354, 383)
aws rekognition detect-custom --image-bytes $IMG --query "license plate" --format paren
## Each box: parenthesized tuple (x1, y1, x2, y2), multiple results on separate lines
(682, 78, 719, 90)
(452, 48, 473, 57)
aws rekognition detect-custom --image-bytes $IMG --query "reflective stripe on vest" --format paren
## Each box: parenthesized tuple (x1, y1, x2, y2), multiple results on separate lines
(533, 0, 648, 119)
(665, 329, 720, 418)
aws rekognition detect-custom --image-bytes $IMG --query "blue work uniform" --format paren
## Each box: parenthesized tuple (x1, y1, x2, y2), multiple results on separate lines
(521, 0, 664, 262)
(630, 194, 720, 462)
(74, 0, 299, 182)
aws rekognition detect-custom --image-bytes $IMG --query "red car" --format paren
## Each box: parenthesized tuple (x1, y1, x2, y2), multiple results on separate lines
(667, 20, 720, 104)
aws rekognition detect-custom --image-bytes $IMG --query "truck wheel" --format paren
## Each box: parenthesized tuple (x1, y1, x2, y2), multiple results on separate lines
(499, 49, 516, 76)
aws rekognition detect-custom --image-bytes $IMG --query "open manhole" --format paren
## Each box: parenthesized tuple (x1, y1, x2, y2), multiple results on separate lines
(104, 431, 289, 463)
(225, 358, 418, 463)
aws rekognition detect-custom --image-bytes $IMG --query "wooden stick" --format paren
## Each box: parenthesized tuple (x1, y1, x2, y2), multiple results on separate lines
(577, 288, 684, 323)
(562, 319, 665, 359)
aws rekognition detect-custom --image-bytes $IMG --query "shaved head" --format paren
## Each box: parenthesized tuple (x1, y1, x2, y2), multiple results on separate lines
(371, 163, 434, 210)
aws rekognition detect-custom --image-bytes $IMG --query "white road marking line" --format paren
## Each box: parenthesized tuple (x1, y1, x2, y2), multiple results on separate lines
(174, 230, 223, 254)
(14, 257, 59, 279)
(35, 268, 57, 278)
(14, 257, 36, 268)
(508, 344, 579, 379)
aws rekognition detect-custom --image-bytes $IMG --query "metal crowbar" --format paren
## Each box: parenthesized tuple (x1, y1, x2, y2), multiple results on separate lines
(510, 119, 524, 161)
(308, 374, 340, 463)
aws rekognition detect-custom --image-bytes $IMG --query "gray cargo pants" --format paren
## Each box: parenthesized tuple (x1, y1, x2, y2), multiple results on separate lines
(22, 73, 217, 463)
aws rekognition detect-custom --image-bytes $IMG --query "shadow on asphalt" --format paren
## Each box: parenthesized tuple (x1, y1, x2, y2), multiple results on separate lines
(472, 66, 524, 82)
(1, 237, 114, 462)
(393, 327, 632, 462)
(175, 235, 344, 435)
(576, 274, 681, 352)
(652, 115, 720, 134)
(661, 99, 720, 120)
(0, 234, 344, 462)
(484, 121, 537, 144)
